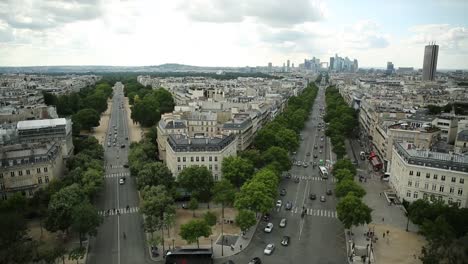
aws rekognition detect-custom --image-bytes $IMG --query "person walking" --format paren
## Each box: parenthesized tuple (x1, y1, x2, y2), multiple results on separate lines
(240, 244, 243, 250)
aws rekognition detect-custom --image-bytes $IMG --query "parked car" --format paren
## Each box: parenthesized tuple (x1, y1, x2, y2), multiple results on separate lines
(264, 223, 273, 233)
(320, 196, 326, 202)
(248, 257, 262, 264)
(309, 193, 317, 200)
(263, 244, 275, 255)
(281, 236, 290, 246)
(276, 200, 282, 207)
(279, 218, 287, 228)
(285, 201, 292, 210)
(280, 189, 287, 196)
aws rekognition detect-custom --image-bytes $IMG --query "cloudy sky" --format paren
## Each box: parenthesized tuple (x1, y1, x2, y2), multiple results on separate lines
(0, 0, 467, 68)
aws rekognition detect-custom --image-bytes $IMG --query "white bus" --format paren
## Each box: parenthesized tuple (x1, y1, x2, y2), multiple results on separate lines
(319, 166, 329, 179)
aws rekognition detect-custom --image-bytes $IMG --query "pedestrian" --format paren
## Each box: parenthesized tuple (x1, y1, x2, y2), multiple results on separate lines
(386, 230, 389, 235)
(240, 244, 243, 250)
(382, 217, 384, 222)
(383, 233, 385, 238)
(379, 192, 382, 196)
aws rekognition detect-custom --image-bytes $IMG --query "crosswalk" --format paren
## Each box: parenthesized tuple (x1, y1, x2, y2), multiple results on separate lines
(98, 206, 140, 216)
(105, 172, 130, 178)
(293, 175, 337, 182)
(105, 164, 124, 169)
(293, 207, 338, 218)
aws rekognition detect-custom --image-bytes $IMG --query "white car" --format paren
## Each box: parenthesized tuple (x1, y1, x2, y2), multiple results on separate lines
(276, 200, 282, 207)
(279, 218, 287, 228)
(264, 223, 273, 233)
(119, 177, 125, 185)
(264, 243, 275, 255)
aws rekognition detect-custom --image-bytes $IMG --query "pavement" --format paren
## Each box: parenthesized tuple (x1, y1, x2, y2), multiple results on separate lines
(344, 138, 426, 263)
(213, 85, 347, 264)
(87, 82, 152, 264)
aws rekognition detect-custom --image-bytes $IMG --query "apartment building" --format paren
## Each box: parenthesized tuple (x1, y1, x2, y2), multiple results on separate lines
(165, 134, 237, 180)
(0, 142, 65, 199)
(222, 113, 253, 151)
(390, 142, 468, 208)
(432, 116, 459, 144)
(157, 113, 188, 161)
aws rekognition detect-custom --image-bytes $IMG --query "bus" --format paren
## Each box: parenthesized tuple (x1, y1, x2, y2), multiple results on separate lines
(319, 166, 329, 179)
(165, 248, 213, 264)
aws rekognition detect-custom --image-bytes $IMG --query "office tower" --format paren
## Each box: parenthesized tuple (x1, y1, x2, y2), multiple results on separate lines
(329, 57, 335, 70)
(386, 62, 394, 74)
(353, 59, 358, 72)
(422, 43, 439, 81)
(287, 60, 290, 72)
(268, 62, 272, 72)
(292, 63, 294, 68)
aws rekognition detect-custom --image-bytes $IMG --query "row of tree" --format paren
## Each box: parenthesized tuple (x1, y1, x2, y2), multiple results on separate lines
(0, 136, 104, 263)
(333, 159, 372, 229)
(324, 86, 359, 159)
(406, 199, 468, 263)
(43, 80, 114, 132)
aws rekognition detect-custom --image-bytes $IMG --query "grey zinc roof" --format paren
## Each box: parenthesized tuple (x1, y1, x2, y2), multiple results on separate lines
(457, 130, 468, 142)
(17, 118, 67, 130)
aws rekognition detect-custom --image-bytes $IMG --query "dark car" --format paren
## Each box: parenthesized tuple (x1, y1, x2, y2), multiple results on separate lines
(313, 154, 318, 159)
(294, 177, 300, 183)
(326, 189, 333, 195)
(123, 164, 129, 168)
(281, 236, 290, 246)
(306, 152, 311, 156)
(314, 145, 318, 149)
(309, 193, 317, 200)
(249, 257, 262, 264)
(285, 201, 292, 210)
(280, 189, 287, 196)
(262, 213, 271, 222)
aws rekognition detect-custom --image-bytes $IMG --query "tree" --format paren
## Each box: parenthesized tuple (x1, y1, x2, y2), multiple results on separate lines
(72, 108, 100, 131)
(68, 246, 85, 264)
(235, 209, 256, 233)
(336, 193, 372, 229)
(334, 168, 354, 182)
(0, 212, 34, 264)
(275, 127, 299, 152)
(42, 91, 58, 106)
(136, 162, 173, 190)
(178, 166, 214, 206)
(71, 201, 103, 247)
(239, 149, 262, 168)
(45, 184, 87, 233)
(221, 157, 254, 188)
(333, 159, 357, 176)
(188, 198, 199, 217)
(335, 179, 366, 198)
(235, 180, 274, 214)
(179, 219, 212, 248)
(260, 146, 291, 172)
(81, 168, 104, 198)
(203, 211, 217, 226)
(253, 128, 276, 151)
(253, 168, 279, 197)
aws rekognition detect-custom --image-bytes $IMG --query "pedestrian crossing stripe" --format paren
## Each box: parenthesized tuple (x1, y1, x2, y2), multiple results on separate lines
(294, 208, 338, 218)
(105, 172, 130, 178)
(98, 206, 140, 216)
(105, 165, 124, 169)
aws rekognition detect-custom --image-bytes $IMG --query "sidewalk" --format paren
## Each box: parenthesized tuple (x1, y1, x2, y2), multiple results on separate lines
(344, 139, 426, 264)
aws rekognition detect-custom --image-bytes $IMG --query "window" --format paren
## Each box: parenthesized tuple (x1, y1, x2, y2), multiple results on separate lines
(45, 176, 49, 183)
(37, 168, 41, 173)
(439, 185, 444, 192)
(406, 191, 411, 197)
(0, 173, 2, 179)
(209, 165, 212, 170)
(423, 193, 428, 199)
(191, 157, 194, 162)
(424, 183, 429, 190)
(448, 198, 453, 204)
(460, 178, 465, 184)
(432, 184, 437, 191)
(433, 174, 438, 180)
(10, 171, 15, 177)
(415, 181, 420, 188)
(183, 157, 186, 162)
(201, 157, 205, 162)
(44, 167, 48, 173)
(214, 157, 218, 162)
(409, 170, 413, 176)
(209, 156, 212, 162)
(196, 156, 199, 162)
(18, 170, 23, 176)
(450, 187, 455, 194)
(417, 172, 421, 177)
(452, 177, 456, 183)
(177, 165, 181, 171)
(407, 180, 413, 187)
(458, 189, 463, 196)
(214, 174, 218, 181)
(413, 192, 418, 199)
(38, 177, 43, 184)
(214, 165, 218, 171)
(425, 173, 429, 178)
(456, 200, 461, 207)
(183, 165, 186, 169)
(441, 175, 445, 181)
(26, 170, 30, 175)
(177, 157, 181, 162)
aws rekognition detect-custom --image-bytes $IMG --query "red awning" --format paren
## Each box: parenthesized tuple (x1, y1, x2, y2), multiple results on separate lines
(371, 156, 381, 167)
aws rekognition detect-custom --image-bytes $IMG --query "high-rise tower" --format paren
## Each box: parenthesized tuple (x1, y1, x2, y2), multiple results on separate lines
(422, 43, 439, 81)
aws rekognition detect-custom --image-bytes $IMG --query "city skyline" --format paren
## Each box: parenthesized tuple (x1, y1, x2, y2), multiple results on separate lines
(0, 0, 468, 69)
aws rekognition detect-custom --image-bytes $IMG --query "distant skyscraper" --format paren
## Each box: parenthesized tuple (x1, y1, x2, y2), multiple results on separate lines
(268, 62, 272, 72)
(386, 62, 394, 74)
(353, 59, 358, 72)
(422, 43, 439, 81)
(287, 60, 290, 71)
(329, 57, 335, 70)
(292, 63, 294, 68)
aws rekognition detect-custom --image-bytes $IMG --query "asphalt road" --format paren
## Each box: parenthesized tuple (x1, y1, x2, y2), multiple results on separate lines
(87, 82, 151, 264)
(217, 85, 347, 264)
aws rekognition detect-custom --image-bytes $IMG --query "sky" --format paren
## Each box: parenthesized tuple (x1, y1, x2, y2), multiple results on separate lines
(0, 0, 467, 69)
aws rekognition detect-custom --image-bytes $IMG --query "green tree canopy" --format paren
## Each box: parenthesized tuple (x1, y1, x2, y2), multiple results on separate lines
(336, 193, 372, 229)
(178, 166, 214, 203)
(71, 201, 103, 246)
(235, 209, 257, 233)
(235, 179, 274, 214)
(261, 146, 291, 172)
(221, 156, 254, 188)
(179, 219, 212, 248)
(73, 108, 100, 131)
(335, 179, 366, 198)
(136, 162, 174, 190)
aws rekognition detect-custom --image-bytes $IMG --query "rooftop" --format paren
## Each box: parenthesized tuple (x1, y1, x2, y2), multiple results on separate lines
(167, 134, 235, 153)
(458, 130, 468, 142)
(17, 118, 67, 130)
(388, 123, 440, 133)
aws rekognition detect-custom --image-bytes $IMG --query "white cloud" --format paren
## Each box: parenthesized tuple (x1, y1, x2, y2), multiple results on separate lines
(407, 24, 468, 52)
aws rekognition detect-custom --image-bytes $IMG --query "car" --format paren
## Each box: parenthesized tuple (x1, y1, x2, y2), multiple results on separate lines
(292, 151, 297, 155)
(262, 213, 271, 222)
(121, 144, 125, 148)
(123, 164, 129, 168)
(319, 150, 323, 153)
(314, 145, 318, 149)
(303, 163, 308, 168)
(309, 193, 317, 200)
(279, 218, 287, 228)
(107, 143, 111, 147)
(125, 137, 129, 140)
(285, 173, 291, 179)
(248, 257, 262, 264)
(320, 195, 326, 202)
(294, 177, 300, 183)
(264, 223, 273, 233)
(281, 236, 290, 246)
(285, 201, 292, 210)
(119, 177, 125, 185)
(263, 244, 275, 255)
(320, 145, 324, 148)
(280, 189, 287, 196)
(306, 152, 311, 156)
(113, 143, 116, 146)
(276, 200, 282, 207)
(320, 137, 324, 141)
(326, 189, 333, 195)
(313, 154, 318, 158)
